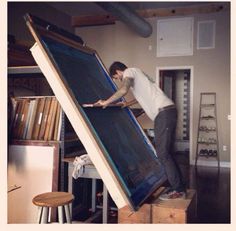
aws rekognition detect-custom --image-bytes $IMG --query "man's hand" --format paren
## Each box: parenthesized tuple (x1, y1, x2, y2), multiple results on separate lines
(92, 78, 133, 109)
(120, 101, 128, 108)
(93, 99, 109, 108)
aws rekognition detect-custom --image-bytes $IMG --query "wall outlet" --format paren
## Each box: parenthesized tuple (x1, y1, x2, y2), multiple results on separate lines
(227, 115, 231, 120)
(223, 145, 227, 151)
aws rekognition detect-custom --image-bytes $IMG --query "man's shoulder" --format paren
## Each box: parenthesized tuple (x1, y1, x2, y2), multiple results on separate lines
(127, 67, 140, 71)
(124, 67, 141, 76)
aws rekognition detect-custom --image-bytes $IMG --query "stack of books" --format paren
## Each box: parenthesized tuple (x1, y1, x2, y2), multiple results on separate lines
(10, 96, 62, 141)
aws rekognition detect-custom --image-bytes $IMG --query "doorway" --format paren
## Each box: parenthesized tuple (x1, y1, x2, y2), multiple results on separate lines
(157, 67, 193, 164)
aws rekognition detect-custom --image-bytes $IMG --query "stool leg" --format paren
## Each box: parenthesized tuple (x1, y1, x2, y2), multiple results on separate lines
(64, 204, 72, 223)
(37, 206, 43, 224)
(41, 207, 49, 224)
(48, 207, 51, 223)
(58, 206, 64, 224)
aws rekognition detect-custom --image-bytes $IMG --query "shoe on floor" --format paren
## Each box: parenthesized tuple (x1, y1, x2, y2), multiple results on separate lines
(159, 188, 186, 201)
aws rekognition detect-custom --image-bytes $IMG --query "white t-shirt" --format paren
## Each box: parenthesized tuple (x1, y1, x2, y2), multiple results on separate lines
(123, 68, 174, 121)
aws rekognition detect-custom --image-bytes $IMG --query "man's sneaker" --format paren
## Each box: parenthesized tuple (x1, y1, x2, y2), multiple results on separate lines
(159, 188, 186, 201)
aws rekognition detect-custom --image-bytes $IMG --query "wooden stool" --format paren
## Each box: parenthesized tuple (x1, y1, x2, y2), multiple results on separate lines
(32, 192, 74, 224)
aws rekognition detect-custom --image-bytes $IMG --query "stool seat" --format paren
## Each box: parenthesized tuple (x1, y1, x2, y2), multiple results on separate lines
(33, 192, 74, 207)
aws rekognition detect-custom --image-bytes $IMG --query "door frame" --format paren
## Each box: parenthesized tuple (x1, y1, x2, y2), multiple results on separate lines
(156, 66, 194, 165)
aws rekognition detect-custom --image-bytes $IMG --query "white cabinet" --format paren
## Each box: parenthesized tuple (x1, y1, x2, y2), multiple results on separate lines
(157, 17, 194, 57)
(8, 144, 59, 223)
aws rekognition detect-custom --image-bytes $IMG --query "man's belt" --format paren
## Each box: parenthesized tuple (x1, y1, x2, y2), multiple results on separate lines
(159, 104, 176, 113)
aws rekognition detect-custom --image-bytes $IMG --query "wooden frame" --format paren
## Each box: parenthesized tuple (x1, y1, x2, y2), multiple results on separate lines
(25, 14, 166, 210)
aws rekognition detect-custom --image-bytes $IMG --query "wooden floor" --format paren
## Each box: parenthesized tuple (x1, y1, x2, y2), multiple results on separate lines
(168, 152, 231, 223)
(77, 152, 231, 224)
(187, 165, 230, 223)
(115, 152, 230, 223)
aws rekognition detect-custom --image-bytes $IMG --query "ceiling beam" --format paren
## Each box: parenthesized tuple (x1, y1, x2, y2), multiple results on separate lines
(72, 14, 116, 27)
(137, 3, 229, 18)
(71, 3, 229, 27)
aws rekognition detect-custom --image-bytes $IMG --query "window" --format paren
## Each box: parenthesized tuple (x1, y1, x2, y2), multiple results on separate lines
(197, 20, 216, 49)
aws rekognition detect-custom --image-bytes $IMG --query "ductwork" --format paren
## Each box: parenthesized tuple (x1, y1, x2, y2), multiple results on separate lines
(96, 2, 152, 38)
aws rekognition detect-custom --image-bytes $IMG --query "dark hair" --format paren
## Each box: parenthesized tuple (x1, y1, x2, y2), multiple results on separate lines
(109, 62, 127, 76)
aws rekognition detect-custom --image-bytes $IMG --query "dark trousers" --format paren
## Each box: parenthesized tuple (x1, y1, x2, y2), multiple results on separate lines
(154, 108, 185, 191)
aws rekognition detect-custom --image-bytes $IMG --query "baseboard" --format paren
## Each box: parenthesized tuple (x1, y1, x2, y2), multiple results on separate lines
(190, 159, 230, 168)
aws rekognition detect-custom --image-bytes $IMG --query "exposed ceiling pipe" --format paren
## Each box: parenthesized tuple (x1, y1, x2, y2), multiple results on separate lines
(96, 2, 152, 38)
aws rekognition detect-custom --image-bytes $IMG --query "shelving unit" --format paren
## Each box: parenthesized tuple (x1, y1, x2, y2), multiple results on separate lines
(8, 64, 88, 222)
(195, 92, 220, 168)
(8, 65, 85, 183)
(7, 38, 91, 221)
(59, 111, 86, 191)
(8, 63, 148, 222)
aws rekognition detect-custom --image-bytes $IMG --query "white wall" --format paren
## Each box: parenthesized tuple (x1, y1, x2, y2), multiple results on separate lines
(7, 3, 230, 164)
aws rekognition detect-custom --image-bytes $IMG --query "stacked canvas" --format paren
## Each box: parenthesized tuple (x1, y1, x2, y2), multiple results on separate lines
(10, 96, 62, 141)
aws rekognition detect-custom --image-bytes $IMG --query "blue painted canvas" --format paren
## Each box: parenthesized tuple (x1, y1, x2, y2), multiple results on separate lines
(26, 15, 166, 210)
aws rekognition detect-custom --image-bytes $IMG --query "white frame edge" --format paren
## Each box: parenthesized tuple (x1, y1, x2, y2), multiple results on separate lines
(30, 43, 129, 209)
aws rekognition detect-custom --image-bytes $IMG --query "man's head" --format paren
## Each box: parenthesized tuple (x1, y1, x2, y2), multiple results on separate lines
(109, 62, 127, 81)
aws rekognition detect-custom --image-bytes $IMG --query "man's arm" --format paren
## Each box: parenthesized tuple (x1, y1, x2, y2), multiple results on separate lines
(122, 98, 138, 108)
(95, 77, 134, 108)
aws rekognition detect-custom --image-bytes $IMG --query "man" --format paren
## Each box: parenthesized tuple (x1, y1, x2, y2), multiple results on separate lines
(94, 61, 186, 200)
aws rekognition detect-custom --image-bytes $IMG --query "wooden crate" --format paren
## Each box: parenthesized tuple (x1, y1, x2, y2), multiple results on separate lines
(118, 187, 197, 224)
(118, 204, 152, 224)
(152, 188, 197, 223)
(118, 187, 165, 224)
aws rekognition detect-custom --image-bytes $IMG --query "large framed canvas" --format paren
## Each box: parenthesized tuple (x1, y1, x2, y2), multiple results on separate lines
(25, 14, 166, 210)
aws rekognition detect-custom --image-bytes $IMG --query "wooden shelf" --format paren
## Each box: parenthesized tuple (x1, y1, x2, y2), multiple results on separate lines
(200, 116, 215, 120)
(197, 141, 217, 145)
(195, 92, 220, 168)
(8, 66, 41, 74)
(200, 104, 215, 107)
(11, 139, 61, 146)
